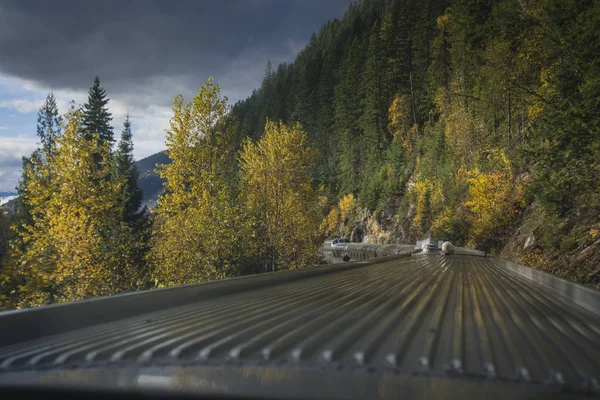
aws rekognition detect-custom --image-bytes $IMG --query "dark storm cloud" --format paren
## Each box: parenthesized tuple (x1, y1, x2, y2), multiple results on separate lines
(0, 0, 352, 103)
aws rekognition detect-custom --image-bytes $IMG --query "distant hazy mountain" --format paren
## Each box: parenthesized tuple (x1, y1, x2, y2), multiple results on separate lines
(0, 192, 18, 215)
(136, 151, 170, 209)
(0, 152, 170, 215)
(0, 192, 18, 206)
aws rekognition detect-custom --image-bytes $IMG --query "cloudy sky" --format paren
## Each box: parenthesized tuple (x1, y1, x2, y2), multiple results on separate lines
(0, 0, 352, 191)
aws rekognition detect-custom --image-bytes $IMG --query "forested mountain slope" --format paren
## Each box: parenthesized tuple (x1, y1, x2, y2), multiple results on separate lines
(0, 153, 169, 214)
(230, 0, 600, 286)
(136, 152, 170, 208)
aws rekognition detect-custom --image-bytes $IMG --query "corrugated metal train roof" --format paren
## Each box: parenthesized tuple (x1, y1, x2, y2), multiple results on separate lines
(1, 254, 599, 394)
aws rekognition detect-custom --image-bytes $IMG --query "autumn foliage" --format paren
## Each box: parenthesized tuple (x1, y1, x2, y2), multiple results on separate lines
(4, 107, 141, 307)
(150, 79, 244, 286)
(240, 120, 321, 271)
(3, 0, 600, 306)
(464, 153, 523, 247)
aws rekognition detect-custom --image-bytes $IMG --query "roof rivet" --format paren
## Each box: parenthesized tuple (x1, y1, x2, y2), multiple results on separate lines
(553, 372, 564, 384)
(518, 367, 530, 381)
(451, 359, 462, 372)
(385, 354, 397, 367)
(353, 352, 365, 365)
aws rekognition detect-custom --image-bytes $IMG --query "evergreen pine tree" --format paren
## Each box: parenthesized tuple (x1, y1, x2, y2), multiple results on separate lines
(82, 76, 114, 144)
(36, 93, 62, 160)
(258, 60, 274, 135)
(114, 114, 143, 223)
(315, 54, 337, 190)
(410, 0, 435, 122)
(10, 106, 141, 306)
(387, 1, 413, 96)
(333, 38, 365, 193)
(360, 24, 388, 176)
(290, 33, 320, 140)
(13, 93, 63, 254)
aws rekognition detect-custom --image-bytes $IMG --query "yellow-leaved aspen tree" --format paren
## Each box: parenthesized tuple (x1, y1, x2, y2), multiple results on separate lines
(240, 120, 321, 272)
(9, 106, 140, 307)
(150, 79, 243, 287)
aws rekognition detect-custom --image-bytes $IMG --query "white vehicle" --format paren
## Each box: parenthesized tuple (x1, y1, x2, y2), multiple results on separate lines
(325, 238, 350, 247)
(423, 243, 437, 253)
(324, 238, 337, 246)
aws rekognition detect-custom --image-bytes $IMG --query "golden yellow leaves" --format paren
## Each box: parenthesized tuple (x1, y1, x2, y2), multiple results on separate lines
(436, 14, 450, 30)
(240, 119, 321, 271)
(433, 87, 449, 115)
(324, 208, 340, 234)
(464, 151, 523, 245)
(411, 178, 445, 234)
(151, 204, 236, 286)
(527, 103, 544, 123)
(338, 193, 357, 221)
(446, 105, 479, 158)
(321, 193, 357, 237)
(151, 79, 241, 287)
(388, 94, 418, 150)
(6, 107, 141, 308)
(526, 63, 559, 124)
(519, 248, 550, 274)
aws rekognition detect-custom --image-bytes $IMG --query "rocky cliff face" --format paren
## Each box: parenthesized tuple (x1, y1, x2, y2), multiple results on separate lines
(507, 202, 600, 289)
(343, 200, 600, 289)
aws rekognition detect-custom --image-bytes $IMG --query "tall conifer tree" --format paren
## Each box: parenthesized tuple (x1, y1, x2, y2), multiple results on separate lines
(10, 107, 140, 307)
(36, 93, 62, 160)
(82, 76, 114, 144)
(14, 93, 63, 253)
(114, 114, 143, 222)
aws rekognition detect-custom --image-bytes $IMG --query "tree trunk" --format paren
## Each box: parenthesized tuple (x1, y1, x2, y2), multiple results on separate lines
(409, 72, 417, 125)
(507, 85, 512, 148)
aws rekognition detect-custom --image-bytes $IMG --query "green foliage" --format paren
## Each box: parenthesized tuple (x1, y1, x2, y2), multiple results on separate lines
(524, 1, 600, 216)
(228, 0, 459, 207)
(114, 114, 143, 222)
(359, 167, 384, 211)
(4, 86, 149, 309)
(6, 107, 142, 308)
(0, 209, 16, 306)
(13, 93, 64, 257)
(230, 0, 600, 277)
(5, 0, 600, 306)
(36, 93, 62, 159)
(435, 215, 470, 247)
(334, 38, 366, 193)
(82, 76, 114, 144)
